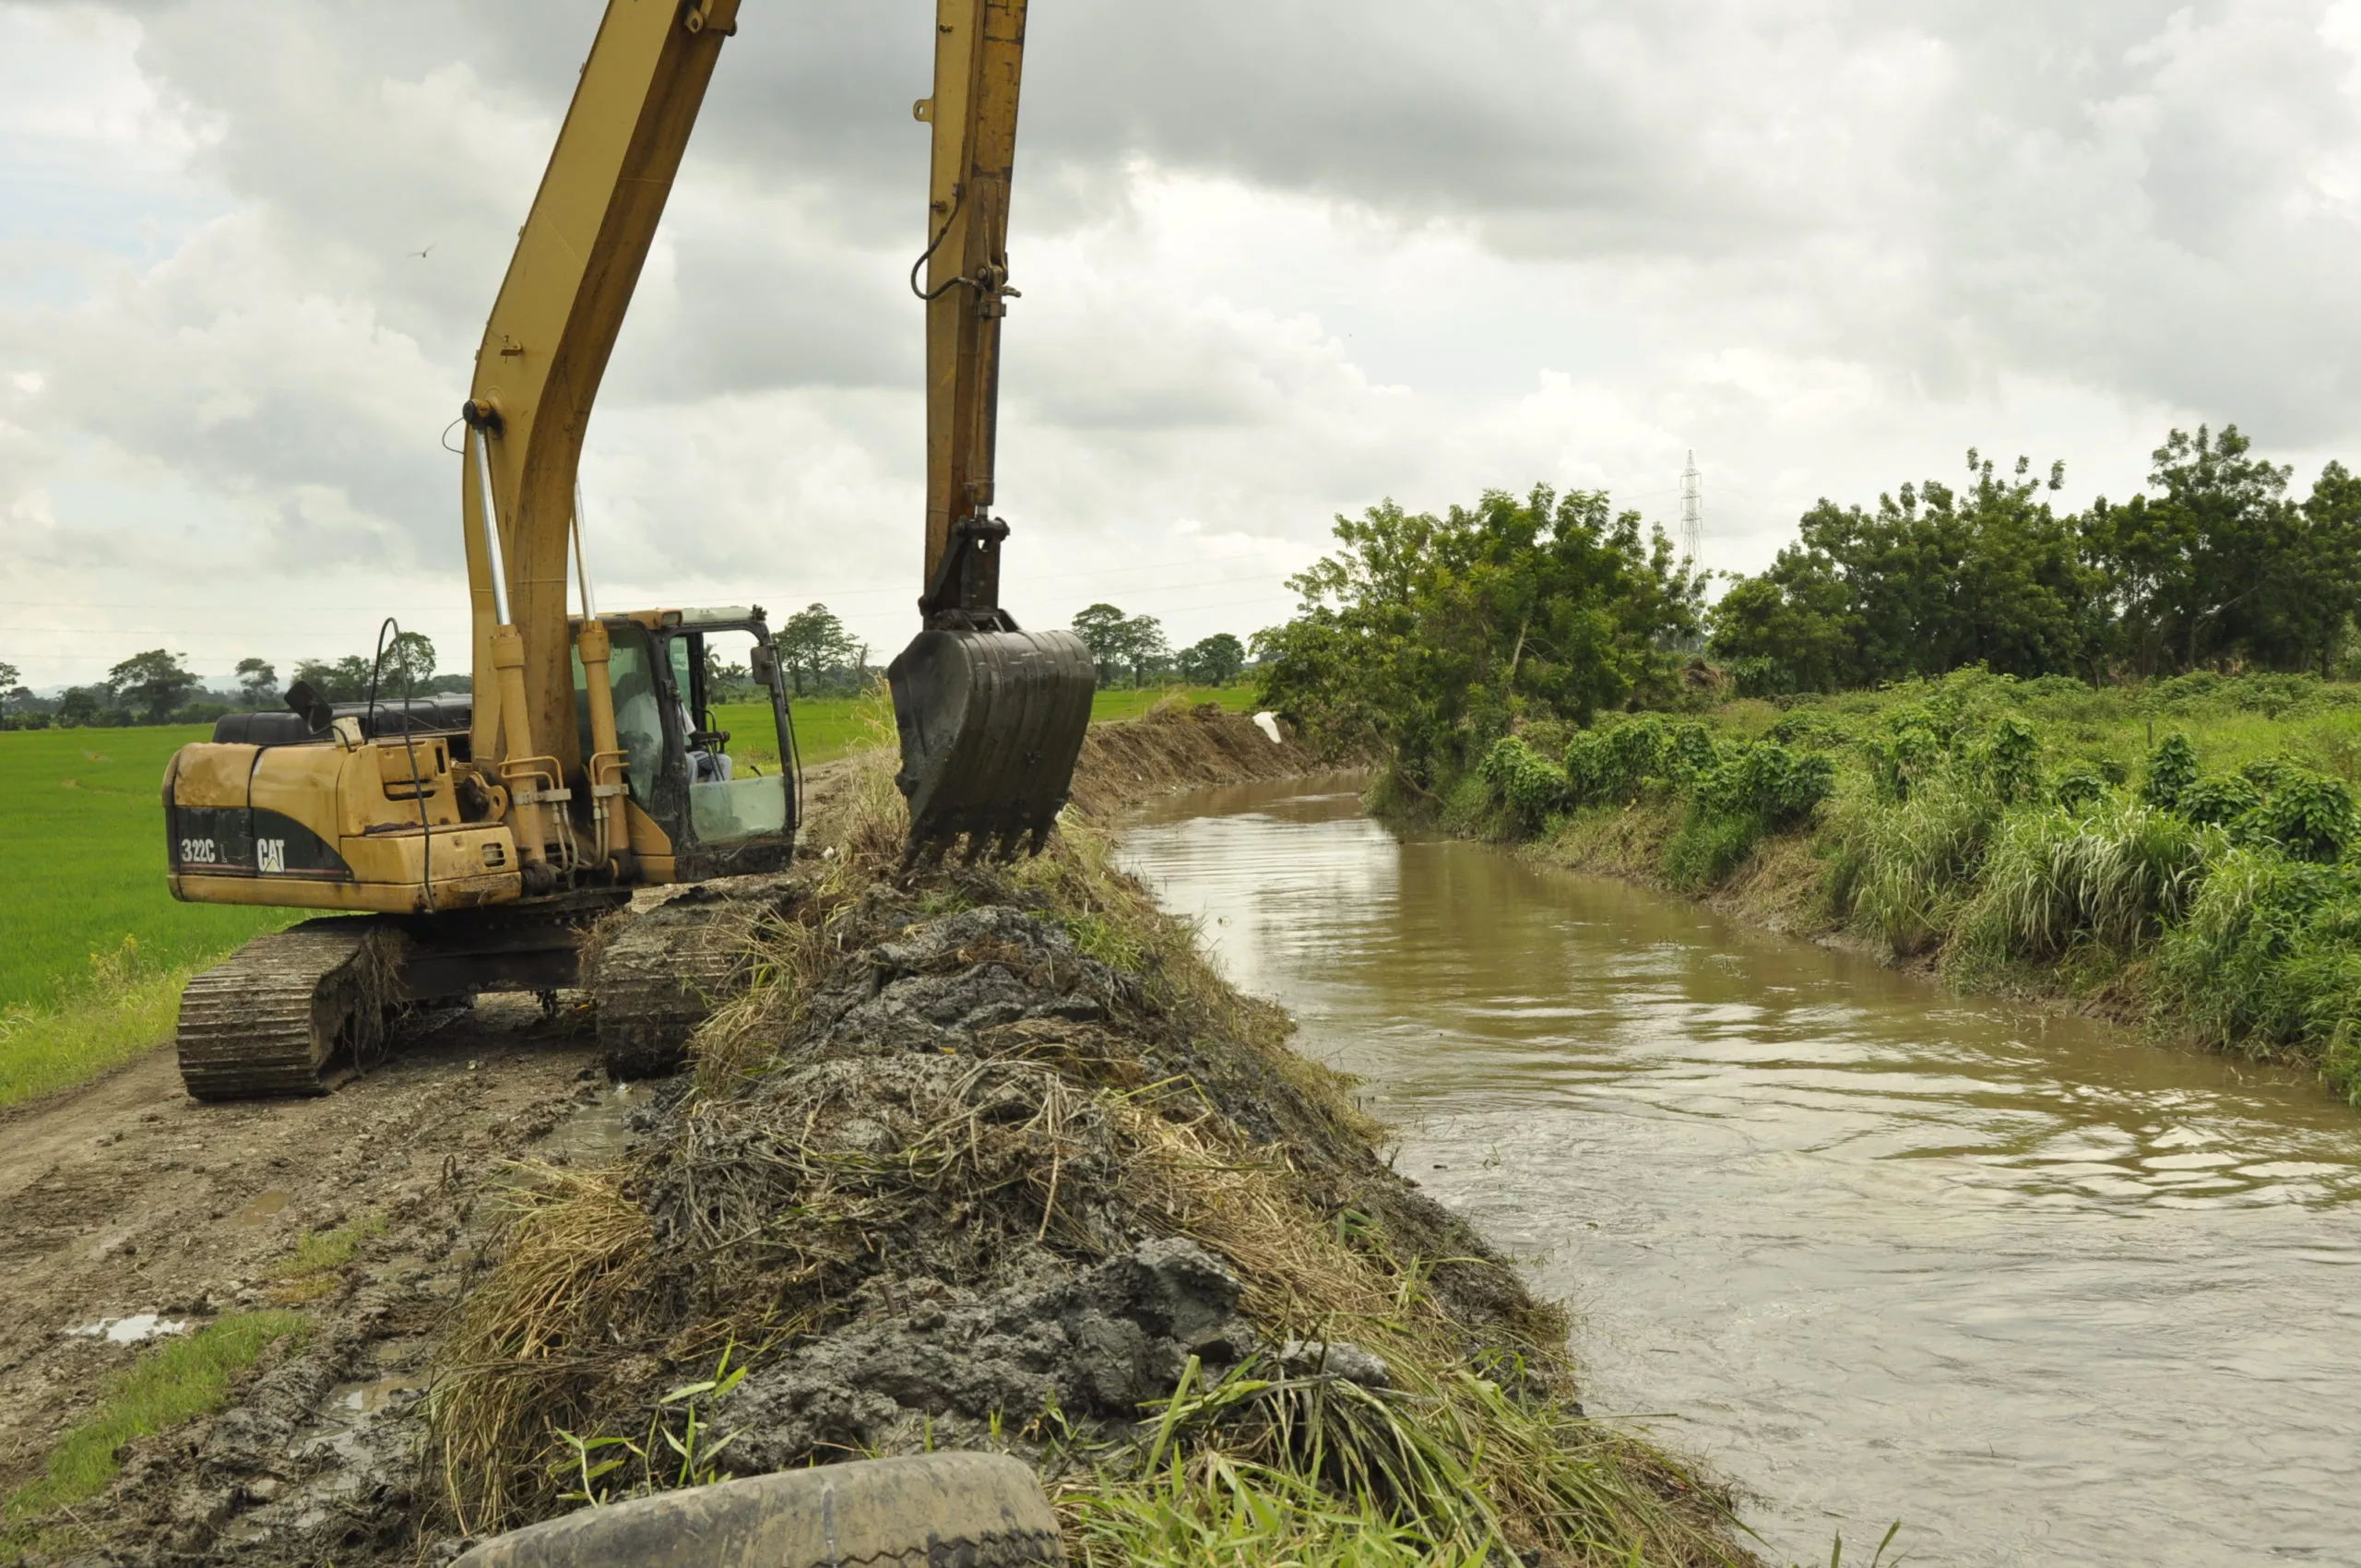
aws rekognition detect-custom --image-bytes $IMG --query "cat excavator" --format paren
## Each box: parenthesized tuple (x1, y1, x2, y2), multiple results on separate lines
(160, 0, 1094, 1100)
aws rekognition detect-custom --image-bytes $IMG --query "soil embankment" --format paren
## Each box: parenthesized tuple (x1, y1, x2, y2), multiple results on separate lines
(0, 709, 1745, 1567)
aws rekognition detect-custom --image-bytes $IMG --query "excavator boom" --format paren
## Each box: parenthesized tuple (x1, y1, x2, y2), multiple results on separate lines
(461, 0, 742, 788)
(160, 0, 1094, 1102)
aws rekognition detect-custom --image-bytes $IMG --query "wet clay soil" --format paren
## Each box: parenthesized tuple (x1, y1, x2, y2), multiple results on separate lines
(0, 999, 619, 1561)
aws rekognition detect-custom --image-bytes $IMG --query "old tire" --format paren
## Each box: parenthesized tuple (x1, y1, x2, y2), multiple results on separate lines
(450, 1453, 1064, 1567)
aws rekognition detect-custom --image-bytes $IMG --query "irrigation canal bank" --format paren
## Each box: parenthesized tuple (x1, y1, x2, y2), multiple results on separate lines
(1120, 775, 2361, 1567)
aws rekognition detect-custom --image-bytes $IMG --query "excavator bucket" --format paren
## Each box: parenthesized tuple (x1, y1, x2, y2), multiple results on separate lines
(889, 627, 1096, 859)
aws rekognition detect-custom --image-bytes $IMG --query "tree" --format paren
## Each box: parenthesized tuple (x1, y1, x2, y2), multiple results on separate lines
(1116, 613, 1169, 686)
(382, 632, 435, 691)
(1255, 485, 1705, 789)
(58, 685, 108, 725)
(106, 649, 199, 724)
(1179, 632, 1247, 686)
(293, 655, 376, 703)
(1709, 451, 2097, 691)
(0, 659, 17, 694)
(234, 658, 279, 705)
(1071, 603, 1171, 686)
(2083, 425, 2296, 675)
(778, 603, 858, 696)
(1071, 604, 1132, 685)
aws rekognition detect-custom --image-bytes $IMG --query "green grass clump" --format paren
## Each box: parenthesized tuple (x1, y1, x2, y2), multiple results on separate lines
(3, 1313, 308, 1524)
(265, 1214, 389, 1301)
(0, 956, 190, 1110)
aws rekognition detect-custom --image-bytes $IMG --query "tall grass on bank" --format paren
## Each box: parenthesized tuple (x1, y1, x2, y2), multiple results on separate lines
(1951, 800, 2208, 972)
(1436, 670, 2361, 1106)
(0, 944, 192, 1111)
(2154, 849, 2361, 1087)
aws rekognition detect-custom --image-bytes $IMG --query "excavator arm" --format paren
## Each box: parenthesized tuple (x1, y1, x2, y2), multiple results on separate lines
(461, 0, 1088, 869)
(460, 0, 742, 835)
(890, 0, 1096, 856)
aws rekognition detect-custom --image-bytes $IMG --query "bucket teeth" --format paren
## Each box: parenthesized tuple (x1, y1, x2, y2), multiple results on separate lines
(888, 627, 1096, 860)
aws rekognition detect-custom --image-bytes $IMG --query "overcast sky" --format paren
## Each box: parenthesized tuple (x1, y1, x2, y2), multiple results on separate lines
(7, 0, 2361, 690)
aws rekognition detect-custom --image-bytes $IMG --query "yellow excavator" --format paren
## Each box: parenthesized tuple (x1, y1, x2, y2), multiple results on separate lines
(160, 0, 1093, 1100)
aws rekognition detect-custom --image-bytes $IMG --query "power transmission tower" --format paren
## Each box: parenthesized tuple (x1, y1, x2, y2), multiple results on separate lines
(1679, 450, 1704, 566)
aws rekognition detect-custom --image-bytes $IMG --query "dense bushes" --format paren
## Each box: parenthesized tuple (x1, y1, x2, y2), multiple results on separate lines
(1477, 719, 1836, 890)
(1462, 670, 2361, 1104)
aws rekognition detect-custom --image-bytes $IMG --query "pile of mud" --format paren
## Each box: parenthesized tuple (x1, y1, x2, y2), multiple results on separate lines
(434, 878, 1553, 1527)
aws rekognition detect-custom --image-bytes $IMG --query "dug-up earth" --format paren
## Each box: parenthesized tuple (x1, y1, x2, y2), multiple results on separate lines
(0, 705, 1340, 1564)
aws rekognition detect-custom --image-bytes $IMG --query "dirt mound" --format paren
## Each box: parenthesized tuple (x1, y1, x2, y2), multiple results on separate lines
(1064, 703, 1336, 819)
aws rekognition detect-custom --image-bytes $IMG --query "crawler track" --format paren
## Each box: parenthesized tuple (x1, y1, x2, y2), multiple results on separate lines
(175, 920, 398, 1100)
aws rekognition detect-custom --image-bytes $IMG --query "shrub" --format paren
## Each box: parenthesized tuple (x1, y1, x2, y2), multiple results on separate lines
(1561, 730, 1614, 806)
(1663, 742, 1836, 891)
(1666, 721, 1719, 781)
(2140, 733, 2199, 812)
(1603, 716, 1672, 794)
(1976, 717, 2042, 805)
(1477, 737, 1569, 829)
(1866, 712, 1944, 802)
(2175, 773, 2261, 826)
(2052, 764, 2112, 815)
(2241, 769, 2355, 862)
(1694, 742, 1835, 831)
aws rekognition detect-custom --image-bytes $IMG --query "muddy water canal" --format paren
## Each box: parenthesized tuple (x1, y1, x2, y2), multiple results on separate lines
(1120, 777, 2361, 1567)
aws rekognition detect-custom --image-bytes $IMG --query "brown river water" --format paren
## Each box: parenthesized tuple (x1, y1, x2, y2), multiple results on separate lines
(1119, 776, 2361, 1568)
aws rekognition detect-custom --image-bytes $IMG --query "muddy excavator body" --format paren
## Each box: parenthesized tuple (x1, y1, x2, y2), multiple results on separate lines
(159, 0, 1089, 1101)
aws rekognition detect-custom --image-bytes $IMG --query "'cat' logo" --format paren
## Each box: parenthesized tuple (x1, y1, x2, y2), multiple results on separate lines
(257, 839, 287, 874)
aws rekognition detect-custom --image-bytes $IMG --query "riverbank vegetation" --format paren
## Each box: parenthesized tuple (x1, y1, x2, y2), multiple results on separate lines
(1252, 427, 2361, 1106)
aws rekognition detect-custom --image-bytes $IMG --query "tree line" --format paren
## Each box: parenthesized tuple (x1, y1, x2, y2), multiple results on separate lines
(1069, 604, 1246, 688)
(1712, 425, 2361, 693)
(1252, 422, 2361, 788)
(0, 636, 466, 731)
(1, 600, 1252, 732)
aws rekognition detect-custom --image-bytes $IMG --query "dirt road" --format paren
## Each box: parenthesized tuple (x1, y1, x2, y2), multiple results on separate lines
(0, 999, 625, 1561)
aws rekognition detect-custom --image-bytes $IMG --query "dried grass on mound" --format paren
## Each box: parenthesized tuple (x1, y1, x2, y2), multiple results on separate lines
(427, 742, 1751, 1566)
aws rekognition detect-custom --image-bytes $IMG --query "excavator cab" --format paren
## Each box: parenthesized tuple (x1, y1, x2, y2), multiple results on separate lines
(571, 608, 797, 883)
